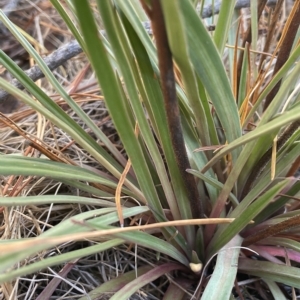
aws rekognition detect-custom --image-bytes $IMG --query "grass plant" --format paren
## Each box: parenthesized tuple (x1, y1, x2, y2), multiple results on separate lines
(0, 0, 299, 299)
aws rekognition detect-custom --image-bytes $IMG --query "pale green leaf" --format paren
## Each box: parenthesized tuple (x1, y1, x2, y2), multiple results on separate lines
(239, 258, 300, 288)
(202, 235, 243, 300)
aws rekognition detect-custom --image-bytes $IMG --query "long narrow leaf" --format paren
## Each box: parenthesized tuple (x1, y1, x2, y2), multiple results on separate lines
(201, 105, 300, 174)
(213, 0, 236, 53)
(0, 195, 116, 207)
(202, 235, 243, 300)
(239, 258, 300, 288)
(178, 0, 242, 162)
(0, 239, 124, 284)
(161, 0, 211, 149)
(0, 156, 127, 192)
(207, 179, 289, 257)
(0, 12, 127, 171)
(0, 207, 149, 273)
(82, 224, 189, 267)
(72, 0, 164, 220)
(263, 279, 286, 300)
(96, 0, 179, 220)
(78, 266, 153, 300)
(110, 263, 187, 300)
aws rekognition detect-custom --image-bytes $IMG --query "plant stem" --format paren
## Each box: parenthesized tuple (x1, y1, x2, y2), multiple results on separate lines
(147, 0, 203, 219)
(243, 214, 300, 246)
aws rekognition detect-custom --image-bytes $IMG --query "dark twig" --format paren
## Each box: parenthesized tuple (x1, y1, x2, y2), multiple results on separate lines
(148, 0, 203, 220)
(0, 0, 21, 34)
(0, 39, 83, 102)
(201, 0, 277, 19)
(2, 0, 20, 14)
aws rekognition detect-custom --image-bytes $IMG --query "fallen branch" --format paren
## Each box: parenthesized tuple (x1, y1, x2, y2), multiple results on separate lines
(0, 39, 83, 102)
(0, 0, 21, 34)
(201, 0, 277, 19)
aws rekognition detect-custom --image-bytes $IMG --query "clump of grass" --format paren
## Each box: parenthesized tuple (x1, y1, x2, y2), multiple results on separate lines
(0, 0, 299, 299)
